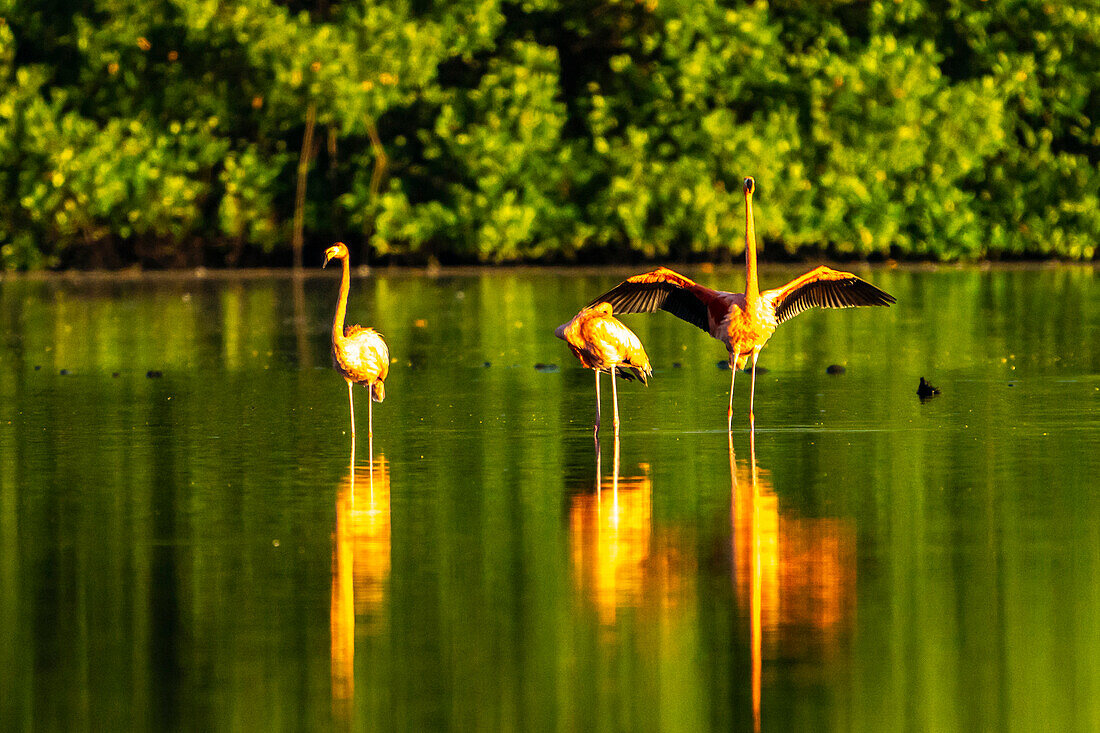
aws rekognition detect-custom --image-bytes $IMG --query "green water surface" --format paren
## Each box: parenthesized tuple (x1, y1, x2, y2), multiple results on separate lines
(1, 266, 1098, 732)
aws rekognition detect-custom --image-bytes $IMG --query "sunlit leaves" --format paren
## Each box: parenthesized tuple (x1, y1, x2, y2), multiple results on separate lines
(19, 113, 229, 249)
(0, 0, 1098, 267)
(370, 41, 583, 261)
(218, 145, 288, 253)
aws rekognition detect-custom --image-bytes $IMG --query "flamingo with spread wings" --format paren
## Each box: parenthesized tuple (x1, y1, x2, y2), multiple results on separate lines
(589, 177, 895, 431)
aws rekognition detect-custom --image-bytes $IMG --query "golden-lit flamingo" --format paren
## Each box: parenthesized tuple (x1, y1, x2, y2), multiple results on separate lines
(555, 302, 653, 436)
(323, 242, 389, 440)
(590, 177, 896, 430)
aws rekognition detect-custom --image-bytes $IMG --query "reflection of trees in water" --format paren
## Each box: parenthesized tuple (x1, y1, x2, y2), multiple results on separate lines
(331, 451, 391, 715)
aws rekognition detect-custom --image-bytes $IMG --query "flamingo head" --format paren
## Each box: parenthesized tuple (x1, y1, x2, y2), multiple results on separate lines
(743, 177, 755, 195)
(322, 242, 350, 268)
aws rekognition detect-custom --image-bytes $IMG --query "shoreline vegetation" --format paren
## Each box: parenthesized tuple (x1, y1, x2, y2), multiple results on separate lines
(2, 261, 1094, 285)
(2, 1, 1097, 271)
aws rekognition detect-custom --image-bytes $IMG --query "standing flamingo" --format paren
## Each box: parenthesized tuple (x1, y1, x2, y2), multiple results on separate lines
(323, 242, 389, 441)
(589, 177, 895, 431)
(555, 302, 653, 437)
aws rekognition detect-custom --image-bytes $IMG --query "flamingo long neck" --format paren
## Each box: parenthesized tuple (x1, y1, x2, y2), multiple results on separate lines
(332, 255, 350, 345)
(744, 189, 760, 302)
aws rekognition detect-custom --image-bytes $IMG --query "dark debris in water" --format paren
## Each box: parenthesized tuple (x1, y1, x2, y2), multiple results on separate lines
(59, 369, 70, 376)
(917, 376, 941, 402)
(717, 361, 730, 370)
(146, 370, 163, 378)
(534, 363, 560, 373)
(826, 364, 846, 375)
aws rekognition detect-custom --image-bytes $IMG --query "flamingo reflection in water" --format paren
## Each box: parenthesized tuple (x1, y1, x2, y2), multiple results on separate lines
(569, 437, 695, 626)
(730, 431, 856, 732)
(331, 441, 392, 719)
(570, 436, 650, 625)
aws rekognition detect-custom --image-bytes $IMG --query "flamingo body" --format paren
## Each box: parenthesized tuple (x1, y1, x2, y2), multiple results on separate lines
(556, 302, 652, 436)
(589, 177, 895, 428)
(323, 242, 389, 437)
(555, 302, 652, 383)
(334, 325, 389, 402)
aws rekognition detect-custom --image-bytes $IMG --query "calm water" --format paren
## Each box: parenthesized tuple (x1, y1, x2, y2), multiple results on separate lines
(1, 266, 1098, 732)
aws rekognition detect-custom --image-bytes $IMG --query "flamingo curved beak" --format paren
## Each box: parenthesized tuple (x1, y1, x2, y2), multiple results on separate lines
(743, 177, 755, 195)
(322, 251, 333, 268)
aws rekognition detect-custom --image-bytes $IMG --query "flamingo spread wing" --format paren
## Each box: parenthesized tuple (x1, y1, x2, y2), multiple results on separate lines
(765, 266, 896, 325)
(588, 268, 713, 333)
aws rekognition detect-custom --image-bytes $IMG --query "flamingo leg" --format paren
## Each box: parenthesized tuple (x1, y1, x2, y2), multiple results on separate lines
(749, 348, 761, 429)
(347, 380, 356, 437)
(594, 370, 602, 438)
(611, 366, 620, 435)
(727, 347, 740, 433)
(595, 435, 602, 500)
(368, 390, 375, 461)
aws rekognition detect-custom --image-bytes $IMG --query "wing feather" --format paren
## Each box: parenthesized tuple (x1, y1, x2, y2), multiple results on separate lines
(587, 268, 712, 333)
(769, 268, 895, 325)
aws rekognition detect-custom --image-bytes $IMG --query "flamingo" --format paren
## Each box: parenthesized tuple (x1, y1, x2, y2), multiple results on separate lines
(323, 242, 389, 441)
(555, 302, 653, 437)
(589, 177, 895, 431)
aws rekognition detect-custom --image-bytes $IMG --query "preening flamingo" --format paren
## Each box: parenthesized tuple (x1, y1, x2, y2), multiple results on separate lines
(323, 242, 389, 440)
(589, 177, 896, 430)
(555, 302, 653, 437)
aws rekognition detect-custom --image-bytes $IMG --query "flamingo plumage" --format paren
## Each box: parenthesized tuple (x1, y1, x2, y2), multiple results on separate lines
(323, 242, 389, 440)
(588, 177, 896, 431)
(555, 302, 653, 437)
